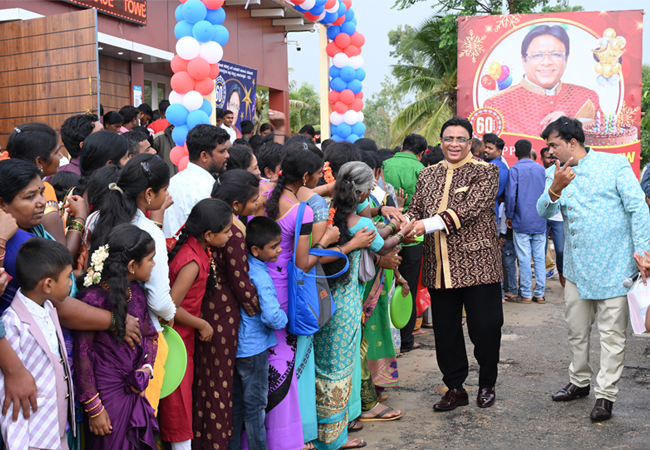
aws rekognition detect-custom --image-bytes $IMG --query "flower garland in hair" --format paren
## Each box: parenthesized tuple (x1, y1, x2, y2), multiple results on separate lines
(83, 244, 109, 287)
(328, 207, 336, 226)
(0, 151, 9, 161)
(323, 162, 335, 184)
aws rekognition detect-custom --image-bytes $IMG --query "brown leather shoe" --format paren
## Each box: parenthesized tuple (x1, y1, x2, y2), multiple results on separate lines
(552, 383, 590, 402)
(433, 388, 469, 412)
(590, 399, 613, 421)
(477, 387, 495, 408)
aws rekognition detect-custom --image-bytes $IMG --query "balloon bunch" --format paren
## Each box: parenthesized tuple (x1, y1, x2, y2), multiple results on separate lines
(167, 0, 228, 171)
(593, 28, 625, 88)
(290, 0, 365, 143)
(481, 62, 512, 91)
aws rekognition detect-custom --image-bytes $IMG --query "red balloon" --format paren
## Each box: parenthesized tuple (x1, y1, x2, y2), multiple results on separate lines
(355, 92, 363, 100)
(202, 0, 224, 9)
(324, 0, 337, 8)
(333, 16, 345, 26)
(481, 74, 496, 90)
(292, 0, 306, 4)
(187, 57, 210, 80)
(194, 77, 214, 96)
(303, 12, 320, 22)
(171, 55, 189, 74)
(335, 33, 351, 49)
(344, 45, 360, 57)
(350, 98, 364, 112)
(170, 145, 188, 166)
(350, 32, 365, 48)
(333, 101, 348, 114)
(178, 155, 190, 171)
(342, 0, 352, 9)
(340, 89, 354, 105)
(208, 63, 220, 79)
(326, 41, 342, 58)
(328, 90, 340, 104)
(171, 71, 195, 94)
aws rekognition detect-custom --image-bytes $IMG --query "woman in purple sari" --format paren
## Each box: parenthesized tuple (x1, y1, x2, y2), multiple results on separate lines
(263, 147, 340, 450)
(75, 224, 159, 450)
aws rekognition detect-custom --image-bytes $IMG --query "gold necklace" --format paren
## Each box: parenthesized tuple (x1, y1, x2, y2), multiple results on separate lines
(100, 282, 132, 303)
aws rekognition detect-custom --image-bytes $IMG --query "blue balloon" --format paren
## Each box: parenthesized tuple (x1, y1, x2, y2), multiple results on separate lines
(338, 2, 347, 15)
(329, 66, 341, 78)
(175, 4, 184, 22)
(172, 124, 190, 146)
(294, 4, 307, 13)
(212, 24, 229, 46)
(332, 135, 343, 142)
(174, 20, 194, 40)
(341, 22, 356, 36)
(205, 7, 225, 25)
(187, 110, 211, 129)
(166, 104, 189, 127)
(497, 74, 512, 91)
(346, 134, 360, 143)
(324, 12, 338, 24)
(330, 124, 338, 136)
(355, 68, 366, 81)
(192, 20, 215, 42)
(337, 123, 352, 138)
(340, 66, 356, 82)
(345, 9, 355, 21)
(315, 0, 327, 6)
(330, 77, 347, 92)
(310, 4, 325, 15)
(347, 79, 363, 95)
(351, 17, 357, 26)
(327, 25, 341, 40)
(352, 122, 366, 136)
(182, 0, 207, 24)
(199, 99, 212, 117)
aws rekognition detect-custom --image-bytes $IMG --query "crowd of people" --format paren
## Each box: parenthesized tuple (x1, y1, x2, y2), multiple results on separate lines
(0, 102, 648, 450)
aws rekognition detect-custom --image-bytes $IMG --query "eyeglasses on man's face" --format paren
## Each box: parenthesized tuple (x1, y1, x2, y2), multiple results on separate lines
(442, 137, 470, 144)
(526, 52, 566, 62)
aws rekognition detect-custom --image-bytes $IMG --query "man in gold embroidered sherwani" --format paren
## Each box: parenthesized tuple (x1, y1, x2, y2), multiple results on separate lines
(484, 24, 602, 137)
(406, 117, 504, 412)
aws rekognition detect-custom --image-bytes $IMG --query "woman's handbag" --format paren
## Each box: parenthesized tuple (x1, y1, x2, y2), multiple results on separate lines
(358, 249, 376, 283)
(287, 202, 349, 336)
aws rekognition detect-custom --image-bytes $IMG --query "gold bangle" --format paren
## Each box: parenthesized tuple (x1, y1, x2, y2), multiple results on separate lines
(88, 405, 104, 419)
(387, 222, 397, 234)
(68, 220, 84, 233)
(395, 233, 404, 243)
(549, 188, 561, 199)
(83, 393, 99, 405)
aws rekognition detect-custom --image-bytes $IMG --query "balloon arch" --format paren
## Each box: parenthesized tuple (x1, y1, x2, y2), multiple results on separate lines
(166, 0, 365, 170)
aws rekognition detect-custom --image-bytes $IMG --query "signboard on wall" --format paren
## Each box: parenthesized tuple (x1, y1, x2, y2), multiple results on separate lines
(63, 0, 147, 25)
(457, 10, 643, 176)
(215, 61, 258, 133)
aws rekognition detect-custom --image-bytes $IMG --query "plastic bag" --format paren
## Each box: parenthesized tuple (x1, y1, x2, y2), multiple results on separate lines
(627, 278, 650, 333)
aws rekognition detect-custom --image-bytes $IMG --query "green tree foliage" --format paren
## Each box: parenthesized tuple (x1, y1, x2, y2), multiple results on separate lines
(640, 64, 650, 168)
(289, 81, 320, 135)
(392, 0, 558, 14)
(363, 76, 405, 148)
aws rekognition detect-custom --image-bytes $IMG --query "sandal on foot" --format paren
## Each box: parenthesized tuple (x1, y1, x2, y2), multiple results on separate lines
(358, 406, 403, 422)
(341, 439, 367, 449)
(348, 420, 363, 433)
(532, 296, 546, 304)
(506, 296, 531, 304)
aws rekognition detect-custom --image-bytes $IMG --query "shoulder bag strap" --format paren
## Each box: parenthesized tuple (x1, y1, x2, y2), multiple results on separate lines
(292, 202, 306, 263)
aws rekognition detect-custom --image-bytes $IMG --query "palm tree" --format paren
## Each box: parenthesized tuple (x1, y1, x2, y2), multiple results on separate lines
(390, 17, 458, 144)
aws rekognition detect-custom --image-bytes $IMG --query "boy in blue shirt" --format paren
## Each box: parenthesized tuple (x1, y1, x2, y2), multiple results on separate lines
(229, 217, 287, 450)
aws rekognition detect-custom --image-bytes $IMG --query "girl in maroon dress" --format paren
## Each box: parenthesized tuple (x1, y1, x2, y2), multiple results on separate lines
(74, 224, 159, 450)
(192, 170, 261, 450)
(159, 199, 234, 449)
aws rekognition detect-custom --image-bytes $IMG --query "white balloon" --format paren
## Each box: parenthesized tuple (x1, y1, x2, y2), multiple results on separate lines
(357, 111, 364, 123)
(330, 112, 343, 126)
(168, 90, 185, 105)
(301, 0, 316, 9)
(349, 55, 364, 70)
(343, 110, 358, 126)
(326, 2, 339, 13)
(176, 36, 201, 60)
(199, 41, 223, 64)
(332, 53, 349, 69)
(183, 90, 204, 112)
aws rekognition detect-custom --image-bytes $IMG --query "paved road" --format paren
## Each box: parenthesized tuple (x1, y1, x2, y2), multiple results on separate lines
(358, 278, 650, 449)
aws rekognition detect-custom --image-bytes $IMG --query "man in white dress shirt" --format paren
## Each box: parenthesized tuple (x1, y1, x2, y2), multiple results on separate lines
(163, 125, 231, 238)
(220, 109, 237, 144)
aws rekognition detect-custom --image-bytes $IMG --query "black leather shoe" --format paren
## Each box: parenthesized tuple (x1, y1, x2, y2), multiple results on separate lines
(590, 399, 613, 421)
(552, 383, 590, 402)
(477, 387, 495, 408)
(433, 388, 469, 412)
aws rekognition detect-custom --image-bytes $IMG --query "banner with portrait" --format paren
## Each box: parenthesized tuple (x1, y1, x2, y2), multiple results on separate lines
(457, 10, 643, 176)
(215, 61, 257, 133)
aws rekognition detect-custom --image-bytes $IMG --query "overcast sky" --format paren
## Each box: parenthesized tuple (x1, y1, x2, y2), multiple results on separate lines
(287, 0, 649, 98)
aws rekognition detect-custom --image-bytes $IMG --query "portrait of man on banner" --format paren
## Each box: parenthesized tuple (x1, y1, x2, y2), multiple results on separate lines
(483, 24, 603, 137)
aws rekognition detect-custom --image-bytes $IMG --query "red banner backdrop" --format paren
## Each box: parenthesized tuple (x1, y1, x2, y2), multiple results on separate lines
(457, 10, 643, 176)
